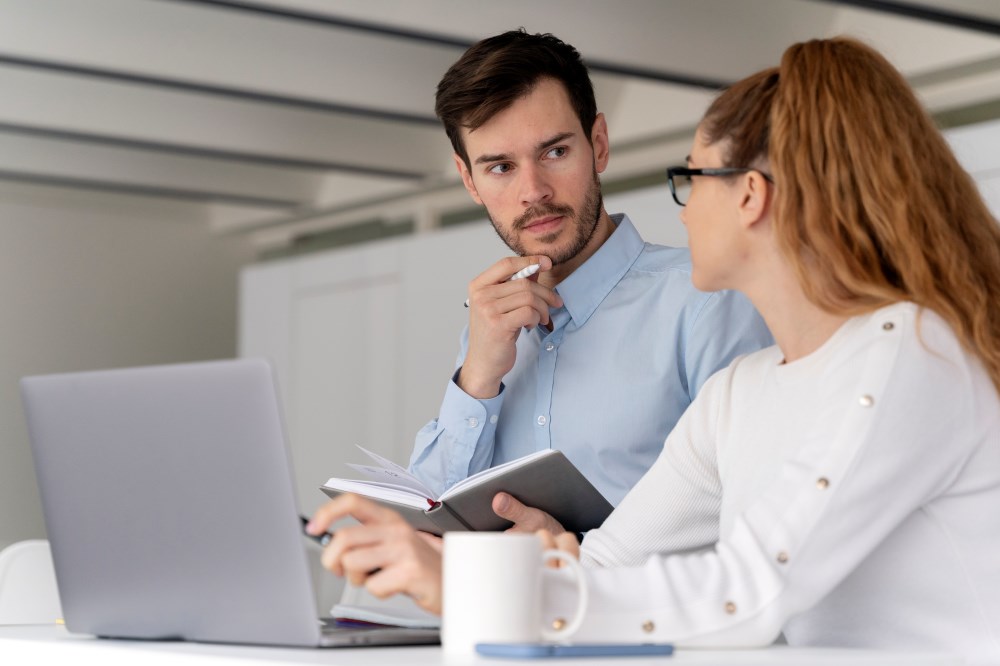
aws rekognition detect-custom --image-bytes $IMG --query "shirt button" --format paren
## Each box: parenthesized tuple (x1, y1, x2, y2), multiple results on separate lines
(489, 414, 498, 424)
(467, 417, 479, 428)
(537, 415, 547, 426)
(816, 477, 830, 490)
(545, 343, 555, 352)
(859, 394, 874, 407)
(641, 620, 655, 633)
(724, 601, 737, 614)
(882, 322, 894, 331)
(776, 551, 789, 564)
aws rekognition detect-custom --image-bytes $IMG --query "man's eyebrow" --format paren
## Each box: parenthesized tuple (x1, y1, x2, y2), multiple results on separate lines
(474, 151, 510, 165)
(472, 132, 576, 166)
(537, 132, 574, 151)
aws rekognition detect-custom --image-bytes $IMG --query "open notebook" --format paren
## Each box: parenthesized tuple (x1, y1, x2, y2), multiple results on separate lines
(321, 446, 613, 535)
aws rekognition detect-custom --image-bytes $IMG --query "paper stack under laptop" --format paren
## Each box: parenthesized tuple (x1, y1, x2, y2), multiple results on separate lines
(332, 603, 440, 630)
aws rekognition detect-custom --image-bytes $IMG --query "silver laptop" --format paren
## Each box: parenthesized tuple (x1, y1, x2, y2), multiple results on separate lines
(20, 358, 439, 648)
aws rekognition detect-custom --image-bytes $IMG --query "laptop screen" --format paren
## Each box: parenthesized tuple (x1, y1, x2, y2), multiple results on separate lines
(22, 359, 328, 646)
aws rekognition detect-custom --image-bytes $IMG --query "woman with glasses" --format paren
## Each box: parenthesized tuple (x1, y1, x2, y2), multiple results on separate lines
(310, 37, 999, 657)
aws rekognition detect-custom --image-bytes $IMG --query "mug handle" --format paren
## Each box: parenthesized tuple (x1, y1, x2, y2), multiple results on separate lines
(539, 549, 588, 642)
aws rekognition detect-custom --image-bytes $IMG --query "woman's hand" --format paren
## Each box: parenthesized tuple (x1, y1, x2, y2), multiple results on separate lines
(307, 494, 444, 614)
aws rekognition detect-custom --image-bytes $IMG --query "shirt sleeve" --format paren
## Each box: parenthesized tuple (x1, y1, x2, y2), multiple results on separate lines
(548, 309, 985, 647)
(408, 328, 505, 497)
(683, 289, 773, 400)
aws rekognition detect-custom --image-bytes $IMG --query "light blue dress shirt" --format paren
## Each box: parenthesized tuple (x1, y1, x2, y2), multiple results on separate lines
(409, 214, 773, 506)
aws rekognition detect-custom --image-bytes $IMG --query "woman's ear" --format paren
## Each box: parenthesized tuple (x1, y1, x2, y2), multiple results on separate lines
(738, 171, 772, 229)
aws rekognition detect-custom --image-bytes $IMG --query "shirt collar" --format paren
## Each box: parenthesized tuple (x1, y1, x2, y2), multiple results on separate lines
(554, 213, 644, 327)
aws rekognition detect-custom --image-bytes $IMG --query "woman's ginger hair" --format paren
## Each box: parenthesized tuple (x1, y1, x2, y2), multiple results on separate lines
(703, 37, 1000, 394)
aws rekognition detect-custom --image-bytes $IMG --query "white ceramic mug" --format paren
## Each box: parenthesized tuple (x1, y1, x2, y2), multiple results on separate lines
(441, 533, 588, 656)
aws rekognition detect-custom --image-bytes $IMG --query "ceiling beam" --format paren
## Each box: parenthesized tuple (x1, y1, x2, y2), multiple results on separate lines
(813, 0, 1000, 35)
(162, 0, 734, 89)
(0, 168, 303, 208)
(163, 0, 473, 47)
(0, 121, 425, 180)
(0, 54, 441, 126)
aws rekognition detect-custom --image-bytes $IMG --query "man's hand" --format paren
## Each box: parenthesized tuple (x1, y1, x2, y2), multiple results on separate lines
(492, 492, 566, 534)
(459, 256, 563, 399)
(535, 528, 581, 567)
(307, 494, 444, 614)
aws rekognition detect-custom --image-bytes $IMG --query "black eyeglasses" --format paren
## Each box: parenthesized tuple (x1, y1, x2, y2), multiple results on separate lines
(666, 166, 774, 206)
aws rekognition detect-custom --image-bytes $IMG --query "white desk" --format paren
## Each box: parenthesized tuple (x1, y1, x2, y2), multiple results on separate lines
(0, 624, 967, 666)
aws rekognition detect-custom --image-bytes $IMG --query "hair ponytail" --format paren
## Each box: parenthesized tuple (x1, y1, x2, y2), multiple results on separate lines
(704, 38, 1000, 394)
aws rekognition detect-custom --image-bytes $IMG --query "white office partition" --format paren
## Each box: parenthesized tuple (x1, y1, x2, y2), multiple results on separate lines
(605, 182, 687, 248)
(241, 222, 508, 515)
(947, 117, 1000, 217)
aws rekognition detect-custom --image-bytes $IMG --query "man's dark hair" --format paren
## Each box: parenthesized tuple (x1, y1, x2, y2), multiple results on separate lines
(435, 29, 597, 169)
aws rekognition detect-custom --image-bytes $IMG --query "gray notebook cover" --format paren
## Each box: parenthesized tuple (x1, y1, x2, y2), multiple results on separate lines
(321, 450, 613, 535)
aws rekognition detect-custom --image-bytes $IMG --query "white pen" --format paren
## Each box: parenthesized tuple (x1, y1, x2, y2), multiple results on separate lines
(464, 263, 541, 307)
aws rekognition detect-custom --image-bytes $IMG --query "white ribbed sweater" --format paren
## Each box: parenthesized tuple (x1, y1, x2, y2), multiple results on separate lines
(544, 302, 1000, 661)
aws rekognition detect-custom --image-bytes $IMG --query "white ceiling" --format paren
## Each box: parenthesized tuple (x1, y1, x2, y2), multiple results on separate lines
(2, 0, 1000, 248)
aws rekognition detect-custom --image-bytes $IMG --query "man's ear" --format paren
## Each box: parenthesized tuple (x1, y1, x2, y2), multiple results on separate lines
(590, 113, 610, 174)
(454, 154, 483, 205)
(738, 171, 771, 230)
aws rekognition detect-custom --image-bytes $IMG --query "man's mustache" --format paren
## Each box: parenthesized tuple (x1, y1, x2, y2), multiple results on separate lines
(514, 203, 574, 231)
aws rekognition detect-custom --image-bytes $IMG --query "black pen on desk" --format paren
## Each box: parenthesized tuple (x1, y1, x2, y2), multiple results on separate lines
(464, 263, 541, 307)
(300, 514, 334, 547)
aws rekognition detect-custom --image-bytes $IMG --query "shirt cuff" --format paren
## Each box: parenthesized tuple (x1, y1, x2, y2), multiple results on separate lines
(437, 368, 504, 478)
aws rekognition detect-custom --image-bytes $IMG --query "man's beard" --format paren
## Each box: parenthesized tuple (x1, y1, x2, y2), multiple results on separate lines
(487, 169, 603, 265)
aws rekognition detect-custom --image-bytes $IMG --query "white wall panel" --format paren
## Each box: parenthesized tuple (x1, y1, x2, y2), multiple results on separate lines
(0, 183, 253, 551)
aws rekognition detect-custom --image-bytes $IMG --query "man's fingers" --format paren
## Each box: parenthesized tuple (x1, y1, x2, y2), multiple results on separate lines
(535, 528, 557, 550)
(499, 306, 543, 333)
(473, 255, 552, 289)
(493, 279, 563, 311)
(493, 492, 547, 533)
(494, 492, 567, 534)
(493, 491, 527, 521)
(416, 532, 444, 553)
(468, 279, 562, 319)
(536, 529, 581, 568)
(554, 531, 582, 557)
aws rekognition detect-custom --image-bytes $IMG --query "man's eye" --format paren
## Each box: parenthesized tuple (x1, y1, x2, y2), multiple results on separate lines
(546, 147, 567, 159)
(488, 163, 511, 175)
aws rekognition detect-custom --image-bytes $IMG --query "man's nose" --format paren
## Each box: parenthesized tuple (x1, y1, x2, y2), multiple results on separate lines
(519, 163, 554, 206)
